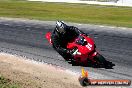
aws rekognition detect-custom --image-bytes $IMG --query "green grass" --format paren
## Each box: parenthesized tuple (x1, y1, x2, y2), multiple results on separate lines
(0, 75, 20, 88)
(0, 0, 132, 27)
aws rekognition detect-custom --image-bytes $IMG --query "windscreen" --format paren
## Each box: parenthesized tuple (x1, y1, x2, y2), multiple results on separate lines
(75, 35, 87, 46)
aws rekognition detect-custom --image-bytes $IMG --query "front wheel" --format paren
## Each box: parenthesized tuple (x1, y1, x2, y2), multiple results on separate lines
(94, 53, 106, 63)
(93, 53, 107, 67)
(93, 53, 114, 68)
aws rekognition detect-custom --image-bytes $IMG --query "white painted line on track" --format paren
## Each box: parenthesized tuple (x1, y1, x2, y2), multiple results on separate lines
(121, 28, 127, 30)
(99, 26, 105, 27)
(109, 27, 116, 29)
(65, 69, 79, 76)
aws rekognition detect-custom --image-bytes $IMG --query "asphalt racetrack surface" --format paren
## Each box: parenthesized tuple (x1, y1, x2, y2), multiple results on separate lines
(0, 18, 132, 82)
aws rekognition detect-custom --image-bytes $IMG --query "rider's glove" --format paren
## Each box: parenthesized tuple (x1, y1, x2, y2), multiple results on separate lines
(67, 50, 72, 55)
(67, 50, 75, 56)
(67, 47, 78, 56)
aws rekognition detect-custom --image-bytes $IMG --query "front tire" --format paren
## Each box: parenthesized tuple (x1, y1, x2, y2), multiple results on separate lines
(93, 53, 107, 67)
(94, 53, 106, 63)
(94, 53, 114, 68)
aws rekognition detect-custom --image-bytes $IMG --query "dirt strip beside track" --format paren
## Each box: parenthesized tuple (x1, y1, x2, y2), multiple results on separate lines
(0, 53, 82, 88)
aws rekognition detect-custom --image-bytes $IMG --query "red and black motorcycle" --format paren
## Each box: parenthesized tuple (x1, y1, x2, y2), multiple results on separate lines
(45, 32, 114, 68)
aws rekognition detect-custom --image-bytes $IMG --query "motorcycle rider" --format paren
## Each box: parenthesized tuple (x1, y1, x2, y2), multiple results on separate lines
(51, 21, 87, 63)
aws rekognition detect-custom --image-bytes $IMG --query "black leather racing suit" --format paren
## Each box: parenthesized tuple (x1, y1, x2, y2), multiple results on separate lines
(51, 26, 85, 61)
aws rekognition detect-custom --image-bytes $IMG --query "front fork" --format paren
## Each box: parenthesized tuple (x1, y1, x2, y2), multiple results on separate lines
(87, 44, 98, 63)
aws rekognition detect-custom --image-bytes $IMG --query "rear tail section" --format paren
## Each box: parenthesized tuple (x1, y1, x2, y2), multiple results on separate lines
(45, 32, 52, 44)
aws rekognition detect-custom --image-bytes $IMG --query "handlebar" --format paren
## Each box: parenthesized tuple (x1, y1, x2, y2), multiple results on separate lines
(71, 47, 81, 55)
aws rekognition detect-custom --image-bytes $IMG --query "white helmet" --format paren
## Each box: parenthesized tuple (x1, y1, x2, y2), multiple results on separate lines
(56, 21, 67, 34)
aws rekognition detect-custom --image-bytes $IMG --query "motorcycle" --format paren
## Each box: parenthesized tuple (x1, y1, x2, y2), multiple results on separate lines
(45, 32, 114, 68)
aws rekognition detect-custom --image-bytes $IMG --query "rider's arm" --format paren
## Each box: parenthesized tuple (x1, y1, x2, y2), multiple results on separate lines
(69, 26, 87, 35)
(52, 34, 68, 54)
